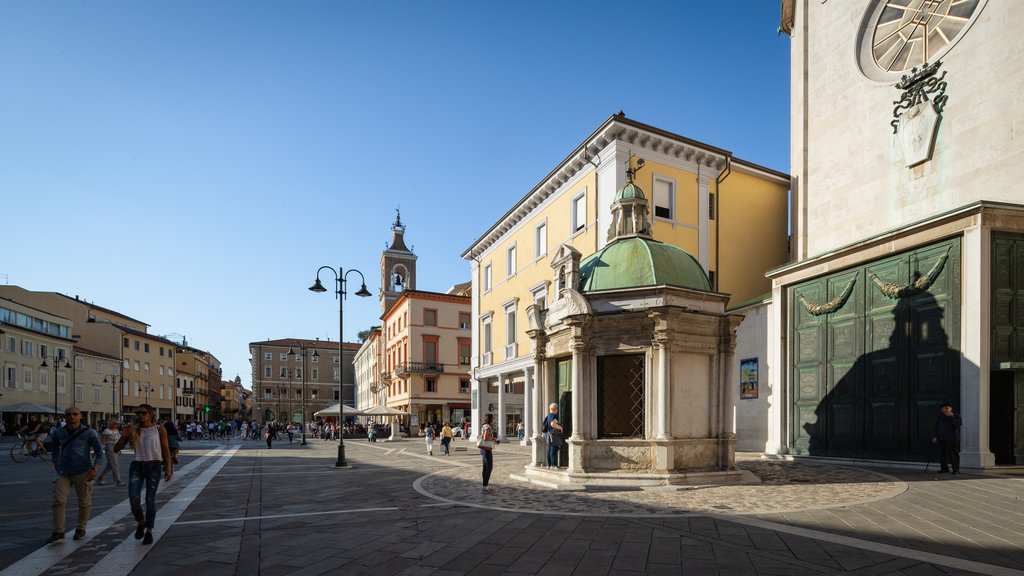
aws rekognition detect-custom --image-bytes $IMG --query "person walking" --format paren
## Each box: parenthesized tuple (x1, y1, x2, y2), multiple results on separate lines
(544, 403, 564, 469)
(933, 401, 962, 474)
(163, 421, 182, 465)
(48, 407, 104, 543)
(423, 423, 435, 455)
(114, 403, 172, 545)
(96, 420, 125, 486)
(265, 422, 275, 449)
(440, 422, 453, 456)
(478, 413, 497, 493)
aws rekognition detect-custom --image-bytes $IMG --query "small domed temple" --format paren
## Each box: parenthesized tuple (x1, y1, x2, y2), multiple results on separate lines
(517, 162, 743, 487)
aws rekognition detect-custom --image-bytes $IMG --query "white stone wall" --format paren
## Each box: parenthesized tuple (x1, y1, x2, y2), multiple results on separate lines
(732, 301, 772, 452)
(792, 0, 1024, 259)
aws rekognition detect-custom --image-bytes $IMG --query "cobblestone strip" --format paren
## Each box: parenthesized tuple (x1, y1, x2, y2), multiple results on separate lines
(415, 456, 908, 517)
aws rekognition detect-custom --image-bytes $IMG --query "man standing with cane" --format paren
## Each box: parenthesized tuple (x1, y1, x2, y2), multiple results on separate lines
(932, 401, 962, 475)
(48, 407, 104, 543)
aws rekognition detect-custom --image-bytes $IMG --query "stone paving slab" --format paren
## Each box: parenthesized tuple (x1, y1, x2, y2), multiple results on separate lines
(2, 437, 1023, 575)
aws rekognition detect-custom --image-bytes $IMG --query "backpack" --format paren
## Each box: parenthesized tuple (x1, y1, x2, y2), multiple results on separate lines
(542, 416, 549, 433)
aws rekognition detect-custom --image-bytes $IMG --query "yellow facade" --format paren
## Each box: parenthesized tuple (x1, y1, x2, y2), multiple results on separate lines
(462, 115, 789, 438)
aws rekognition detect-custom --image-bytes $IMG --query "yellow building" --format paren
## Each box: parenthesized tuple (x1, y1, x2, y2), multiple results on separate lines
(461, 114, 789, 440)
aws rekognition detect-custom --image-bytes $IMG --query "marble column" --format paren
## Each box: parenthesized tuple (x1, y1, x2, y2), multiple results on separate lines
(497, 373, 507, 442)
(522, 366, 533, 446)
(655, 337, 670, 440)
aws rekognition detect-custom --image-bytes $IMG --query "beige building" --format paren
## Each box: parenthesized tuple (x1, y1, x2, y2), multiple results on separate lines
(0, 287, 178, 422)
(175, 345, 207, 421)
(72, 345, 122, 424)
(353, 327, 383, 410)
(120, 327, 176, 421)
(1, 298, 77, 427)
(249, 338, 358, 423)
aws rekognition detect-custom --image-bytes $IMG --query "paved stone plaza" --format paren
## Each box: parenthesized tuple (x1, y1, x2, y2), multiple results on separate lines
(0, 436, 1022, 575)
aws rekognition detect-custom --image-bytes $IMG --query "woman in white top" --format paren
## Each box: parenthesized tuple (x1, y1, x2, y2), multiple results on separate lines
(114, 403, 171, 545)
(96, 420, 125, 486)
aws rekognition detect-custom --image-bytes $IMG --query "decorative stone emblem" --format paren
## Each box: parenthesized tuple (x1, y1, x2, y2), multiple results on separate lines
(892, 61, 947, 167)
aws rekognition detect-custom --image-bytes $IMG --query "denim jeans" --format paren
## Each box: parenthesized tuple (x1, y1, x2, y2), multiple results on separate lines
(480, 449, 493, 487)
(547, 444, 559, 468)
(128, 461, 162, 529)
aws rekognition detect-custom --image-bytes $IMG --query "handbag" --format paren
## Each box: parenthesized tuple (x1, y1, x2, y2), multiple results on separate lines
(476, 426, 494, 450)
(546, 430, 563, 447)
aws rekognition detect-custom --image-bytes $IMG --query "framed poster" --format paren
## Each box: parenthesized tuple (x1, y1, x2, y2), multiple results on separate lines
(740, 357, 758, 399)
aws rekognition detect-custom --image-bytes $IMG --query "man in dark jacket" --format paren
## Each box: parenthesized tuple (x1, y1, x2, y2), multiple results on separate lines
(49, 407, 104, 543)
(932, 402, 962, 474)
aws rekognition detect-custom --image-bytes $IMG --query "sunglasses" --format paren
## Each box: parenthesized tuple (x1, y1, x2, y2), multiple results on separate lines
(136, 411, 149, 416)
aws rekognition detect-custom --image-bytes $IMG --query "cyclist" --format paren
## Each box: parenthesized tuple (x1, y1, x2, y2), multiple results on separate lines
(18, 415, 47, 454)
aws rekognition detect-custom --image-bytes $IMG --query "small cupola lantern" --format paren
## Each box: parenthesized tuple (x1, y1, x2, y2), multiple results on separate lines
(607, 156, 652, 241)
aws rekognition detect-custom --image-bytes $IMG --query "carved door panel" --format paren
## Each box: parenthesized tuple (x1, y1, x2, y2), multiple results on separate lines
(790, 239, 960, 460)
(791, 280, 827, 455)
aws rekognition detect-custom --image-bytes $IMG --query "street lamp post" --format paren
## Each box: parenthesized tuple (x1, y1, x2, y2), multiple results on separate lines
(103, 374, 123, 420)
(309, 265, 372, 467)
(288, 344, 317, 445)
(139, 382, 152, 405)
(40, 352, 72, 423)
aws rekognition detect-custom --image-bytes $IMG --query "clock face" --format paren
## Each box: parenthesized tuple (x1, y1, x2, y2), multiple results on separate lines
(859, 0, 983, 79)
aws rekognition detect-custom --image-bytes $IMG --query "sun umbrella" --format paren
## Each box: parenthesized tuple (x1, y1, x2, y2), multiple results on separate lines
(313, 403, 365, 417)
(0, 401, 53, 414)
(362, 404, 410, 416)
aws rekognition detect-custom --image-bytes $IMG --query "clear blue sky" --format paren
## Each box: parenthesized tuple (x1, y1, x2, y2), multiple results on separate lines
(0, 1, 790, 390)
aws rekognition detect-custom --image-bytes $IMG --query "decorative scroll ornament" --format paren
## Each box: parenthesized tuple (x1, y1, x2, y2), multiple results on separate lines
(797, 277, 856, 316)
(869, 249, 949, 299)
(891, 61, 947, 167)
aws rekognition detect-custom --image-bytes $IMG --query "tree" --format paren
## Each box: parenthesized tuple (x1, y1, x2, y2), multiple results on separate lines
(357, 327, 379, 343)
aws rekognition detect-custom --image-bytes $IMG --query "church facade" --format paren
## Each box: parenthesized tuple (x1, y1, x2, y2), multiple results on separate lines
(768, 0, 1024, 468)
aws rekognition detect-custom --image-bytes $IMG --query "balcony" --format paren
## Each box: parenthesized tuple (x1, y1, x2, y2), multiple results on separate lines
(394, 362, 444, 378)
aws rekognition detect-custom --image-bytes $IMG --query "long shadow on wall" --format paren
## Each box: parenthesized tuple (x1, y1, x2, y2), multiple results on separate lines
(803, 288, 962, 462)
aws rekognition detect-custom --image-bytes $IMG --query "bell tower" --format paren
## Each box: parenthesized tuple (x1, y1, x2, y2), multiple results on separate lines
(380, 209, 417, 314)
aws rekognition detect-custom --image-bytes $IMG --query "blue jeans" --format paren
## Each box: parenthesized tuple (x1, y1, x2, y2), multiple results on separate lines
(547, 444, 559, 467)
(128, 461, 162, 529)
(480, 449, 493, 487)
(442, 437, 451, 455)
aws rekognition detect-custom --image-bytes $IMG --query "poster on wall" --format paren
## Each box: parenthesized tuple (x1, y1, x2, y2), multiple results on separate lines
(740, 357, 758, 399)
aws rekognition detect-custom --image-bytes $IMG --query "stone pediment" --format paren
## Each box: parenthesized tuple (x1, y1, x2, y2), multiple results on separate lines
(544, 287, 592, 331)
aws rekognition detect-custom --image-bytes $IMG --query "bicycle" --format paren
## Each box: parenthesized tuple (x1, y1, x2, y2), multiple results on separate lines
(11, 433, 52, 463)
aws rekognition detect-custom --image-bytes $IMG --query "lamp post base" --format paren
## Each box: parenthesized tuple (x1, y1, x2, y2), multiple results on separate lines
(301, 432, 307, 446)
(334, 444, 348, 467)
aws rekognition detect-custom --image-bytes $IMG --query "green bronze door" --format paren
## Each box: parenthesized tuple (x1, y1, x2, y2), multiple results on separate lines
(992, 233, 1024, 464)
(790, 239, 960, 460)
(555, 357, 572, 467)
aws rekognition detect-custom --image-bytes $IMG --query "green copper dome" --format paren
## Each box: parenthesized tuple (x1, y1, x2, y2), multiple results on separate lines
(578, 237, 712, 292)
(614, 183, 646, 201)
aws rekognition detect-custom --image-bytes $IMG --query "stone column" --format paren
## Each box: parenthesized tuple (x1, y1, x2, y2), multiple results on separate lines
(471, 374, 485, 441)
(531, 356, 546, 466)
(522, 366, 533, 446)
(497, 373, 506, 442)
(655, 337, 670, 440)
(961, 224, 996, 467)
(570, 341, 583, 442)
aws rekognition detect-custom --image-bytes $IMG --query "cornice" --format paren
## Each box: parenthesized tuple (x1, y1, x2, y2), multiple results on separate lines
(767, 200, 1024, 281)
(461, 114, 735, 261)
